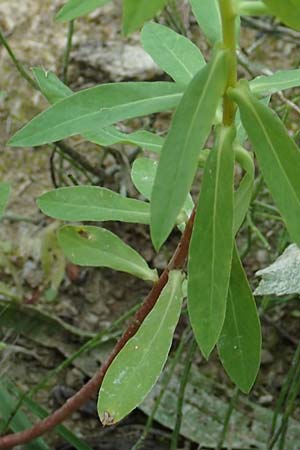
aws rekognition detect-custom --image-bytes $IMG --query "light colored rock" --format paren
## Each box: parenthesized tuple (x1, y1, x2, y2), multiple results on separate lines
(72, 41, 163, 81)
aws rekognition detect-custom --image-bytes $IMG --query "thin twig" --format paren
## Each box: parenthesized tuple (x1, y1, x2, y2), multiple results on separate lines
(55, 141, 105, 179)
(0, 210, 196, 449)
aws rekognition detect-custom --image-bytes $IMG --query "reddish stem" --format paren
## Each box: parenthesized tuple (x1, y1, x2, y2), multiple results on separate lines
(0, 210, 195, 449)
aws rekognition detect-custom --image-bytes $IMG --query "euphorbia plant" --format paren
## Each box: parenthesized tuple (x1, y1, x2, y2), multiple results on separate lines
(2, 0, 300, 447)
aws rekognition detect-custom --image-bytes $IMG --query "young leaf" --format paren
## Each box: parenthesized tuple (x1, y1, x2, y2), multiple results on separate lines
(131, 158, 193, 222)
(151, 48, 229, 250)
(250, 69, 300, 96)
(58, 225, 158, 282)
(262, 0, 300, 30)
(38, 186, 150, 224)
(123, 0, 168, 36)
(188, 126, 235, 359)
(98, 270, 184, 425)
(32, 67, 72, 103)
(9, 82, 183, 147)
(141, 22, 206, 87)
(230, 81, 300, 246)
(131, 158, 158, 200)
(234, 147, 255, 232)
(0, 183, 10, 218)
(218, 246, 261, 393)
(189, 0, 222, 44)
(56, 0, 112, 21)
(32, 68, 164, 151)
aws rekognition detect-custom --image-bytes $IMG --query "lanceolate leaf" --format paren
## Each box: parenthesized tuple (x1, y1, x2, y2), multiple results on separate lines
(56, 0, 111, 21)
(98, 270, 184, 425)
(151, 48, 229, 250)
(218, 246, 261, 393)
(58, 225, 158, 282)
(262, 0, 300, 30)
(141, 22, 206, 87)
(250, 69, 300, 96)
(189, 0, 222, 44)
(0, 183, 10, 218)
(123, 0, 168, 35)
(32, 68, 164, 152)
(188, 126, 235, 359)
(230, 81, 300, 246)
(37, 186, 150, 224)
(9, 82, 183, 147)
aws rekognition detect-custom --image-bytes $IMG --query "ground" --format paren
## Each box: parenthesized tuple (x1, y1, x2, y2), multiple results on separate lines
(0, 1, 300, 449)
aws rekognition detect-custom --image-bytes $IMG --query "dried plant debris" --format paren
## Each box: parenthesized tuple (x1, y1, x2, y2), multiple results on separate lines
(254, 244, 300, 296)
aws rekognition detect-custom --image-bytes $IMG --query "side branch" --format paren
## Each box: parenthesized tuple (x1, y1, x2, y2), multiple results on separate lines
(0, 210, 195, 450)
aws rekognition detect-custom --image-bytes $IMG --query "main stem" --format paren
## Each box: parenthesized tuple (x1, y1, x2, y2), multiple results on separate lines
(219, 0, 238, 126)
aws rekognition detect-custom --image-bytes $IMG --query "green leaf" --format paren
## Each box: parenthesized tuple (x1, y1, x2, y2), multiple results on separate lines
(98, 270, 184, 425)
(188, 126, 235, 358)
(37, 186, 150, 224)
(234, 146, 255, 232)
(218, 246, 261, 393)
(9, 82, 183, 147)
(230, 81, 300, 246)
(0, 183, 10, 218)
(236, 96, 270, 145)
(58, 225, 158, 282)
(86, 128, 164, 152)
(123, 0, 168, 35)
(250, 69, 300, 96)
(131, 158, 194, 224)
(141, 22, 206, 87)
(263, 0, 300, 30)
(131, 157, 159, 200)
(32, 67, 164, 152)
(189, 0, 222, 44)
(56, 0, 112, 21)
(151, 48, 229, 250)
